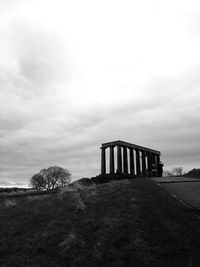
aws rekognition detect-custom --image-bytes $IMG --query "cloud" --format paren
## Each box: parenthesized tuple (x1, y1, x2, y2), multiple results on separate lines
(0, 179, 27, 188)
(1, 67, 200, 183)
(1, 66, 200, 183)
(0, 180, 13, 187)
(0, 0, 200, 186)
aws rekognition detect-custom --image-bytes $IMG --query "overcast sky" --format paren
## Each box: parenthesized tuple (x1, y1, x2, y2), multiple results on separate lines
(1, 0, 200, 187)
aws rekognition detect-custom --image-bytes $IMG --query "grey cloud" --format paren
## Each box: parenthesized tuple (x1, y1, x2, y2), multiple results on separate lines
(0, 117, 27, 132)
(1, 11, 200, 185)
(0, 0, 25, 13)
(0, 180, 13, 186)
(7, 21, 71, 94)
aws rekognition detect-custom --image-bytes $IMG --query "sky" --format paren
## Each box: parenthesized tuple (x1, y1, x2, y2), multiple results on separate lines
(0, 0, 200, 187)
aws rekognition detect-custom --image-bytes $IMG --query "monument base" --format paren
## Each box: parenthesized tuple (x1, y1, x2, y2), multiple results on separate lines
(91, 173, 140, 184)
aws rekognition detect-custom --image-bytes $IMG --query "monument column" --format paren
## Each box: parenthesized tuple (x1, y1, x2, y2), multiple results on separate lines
(135, 149, 141, 176)
(117, 145, 122, 173)
(155, 154, 160, 177)
(129, 147, 135, 175)
(142, 151, 146, 176)
(152, 154, 156, 177)
(101, 147, 106, 175)
(110, 146, 115, 174)
(156, 154, 160, 165)
(123, 146, 128, 174)
(147, 152, 152, 177)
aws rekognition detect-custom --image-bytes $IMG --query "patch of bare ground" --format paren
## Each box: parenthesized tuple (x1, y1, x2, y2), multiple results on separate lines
(0, 178, 200, 266)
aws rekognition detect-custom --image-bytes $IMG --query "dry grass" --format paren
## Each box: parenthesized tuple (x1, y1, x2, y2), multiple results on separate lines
(26, 194, 51, 202)
(4, 199, 17, 207)
(1, 178, 200, 266)
(59, 231, 85, 256)
(57, 186, 87, 211)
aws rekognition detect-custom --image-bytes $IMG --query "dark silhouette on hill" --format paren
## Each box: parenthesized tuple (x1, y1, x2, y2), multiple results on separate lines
(184, 168, 200, 178)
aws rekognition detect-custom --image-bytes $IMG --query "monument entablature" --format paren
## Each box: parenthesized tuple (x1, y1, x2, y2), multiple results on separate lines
(101, 140, 161, 155)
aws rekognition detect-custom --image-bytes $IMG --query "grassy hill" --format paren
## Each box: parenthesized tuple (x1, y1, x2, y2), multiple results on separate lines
(1, 178, 200, 267)
(184, 168, 200, 178)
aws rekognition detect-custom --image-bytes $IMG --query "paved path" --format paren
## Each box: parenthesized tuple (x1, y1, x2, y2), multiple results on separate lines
(151, 176, 200, 183)
(151, 176, 200, 209)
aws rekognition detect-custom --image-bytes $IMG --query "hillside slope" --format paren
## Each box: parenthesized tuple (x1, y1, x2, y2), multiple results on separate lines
(0, 178, 200, 267)
(184, 168, 200, 178)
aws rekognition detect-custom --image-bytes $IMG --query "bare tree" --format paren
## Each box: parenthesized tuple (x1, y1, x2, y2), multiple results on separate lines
(163, 170, 173, 177)
(30, 173, 46, 190)
(30, 166, 71, 190)
(172, 167, 184, 176)
(57, 169, 72, 187)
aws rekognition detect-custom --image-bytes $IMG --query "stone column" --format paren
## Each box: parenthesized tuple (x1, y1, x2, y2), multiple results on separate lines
(129, 147, 135, 175)
(101, 147, 106, 175)
(123, 146, 128, 174)
(155, 154, 160, 177)
(142, 151, 146, 176)
(135, 149, 141, 176)
(110, 146, 115, 174)
(117, 145, 122, 173)
(147, 152, 152, 177)
(151, 154, 156, 177)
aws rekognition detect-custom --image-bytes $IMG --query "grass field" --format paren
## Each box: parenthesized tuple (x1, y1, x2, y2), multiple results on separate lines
(1, 178, 200, 266)
(156, 180, 200, 209)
